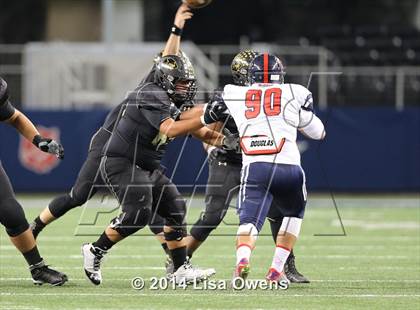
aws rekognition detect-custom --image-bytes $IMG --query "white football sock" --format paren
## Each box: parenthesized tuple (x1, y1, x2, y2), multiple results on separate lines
(236, 244, 252, 265)
(271, 246, 290, 272)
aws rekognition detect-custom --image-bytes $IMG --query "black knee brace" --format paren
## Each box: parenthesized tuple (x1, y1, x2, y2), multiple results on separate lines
(164, 227, 187, 241)
(190, 196, 228, 242)
(48, 193, 84, 218)
(0, 198, 30, 237)
(110, 206, 151, 238)
(148, 214, 165, 235)
(160, 196, 187, 230)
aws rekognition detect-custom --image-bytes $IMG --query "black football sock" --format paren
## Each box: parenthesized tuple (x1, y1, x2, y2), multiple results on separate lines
(92, 232, 115, 252)
(289, 249, 295, 259)
(161, 242, 171, 256)
(170, 246, 187, 271)
(32, 216, 46, 234)
(187, 248, 193, 259)
(23, 246, 43, 266)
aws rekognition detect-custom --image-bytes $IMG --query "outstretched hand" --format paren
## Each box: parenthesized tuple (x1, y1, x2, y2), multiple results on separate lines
(33, 135, 64, 159)
(174, 3, 193, 29)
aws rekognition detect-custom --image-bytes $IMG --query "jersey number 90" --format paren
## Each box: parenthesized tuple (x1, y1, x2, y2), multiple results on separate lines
(245, 88, 282, 119)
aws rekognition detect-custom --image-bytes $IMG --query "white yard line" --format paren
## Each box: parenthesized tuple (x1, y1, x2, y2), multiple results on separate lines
(1, 292, 419, 298)
(0, 254, 415, 259)
(0, 266, 164, 270)
(331, 219, 420, 230)
(0, 277, 419, 283)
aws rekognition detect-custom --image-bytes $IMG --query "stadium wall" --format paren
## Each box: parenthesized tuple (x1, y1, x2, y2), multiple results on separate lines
(0, 107, 419, 192)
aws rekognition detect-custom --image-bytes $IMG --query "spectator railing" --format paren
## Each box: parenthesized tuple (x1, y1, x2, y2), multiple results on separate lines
(0, 44, 418, 110)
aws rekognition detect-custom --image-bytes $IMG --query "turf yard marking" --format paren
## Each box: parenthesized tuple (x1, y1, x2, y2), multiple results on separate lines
(0, 254, 414, 259)
(1, 293, 419, 298)
(331, 219, 420, 230)
(0, 266, 164, 270)
(338, 266, 420, 270)
(1, 277, 420, 283)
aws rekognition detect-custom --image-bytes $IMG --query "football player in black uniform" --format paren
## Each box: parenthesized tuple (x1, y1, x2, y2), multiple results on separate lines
(0, 77, 67, 285)
(81, 53, 231, 285)
(185, 51, 310, 283)
(30, 3, 197, 259)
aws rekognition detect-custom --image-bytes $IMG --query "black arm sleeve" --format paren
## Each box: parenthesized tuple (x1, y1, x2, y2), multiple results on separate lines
(0, 101, 15, 121)
(0, 78, 15, 121)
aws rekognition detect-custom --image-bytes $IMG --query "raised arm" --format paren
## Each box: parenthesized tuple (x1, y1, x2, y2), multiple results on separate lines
(162, 3, 193, 57)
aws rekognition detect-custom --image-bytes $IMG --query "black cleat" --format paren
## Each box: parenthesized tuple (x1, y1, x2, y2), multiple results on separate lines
(284, 252, 310, 283)
(30, 261, 68, 286)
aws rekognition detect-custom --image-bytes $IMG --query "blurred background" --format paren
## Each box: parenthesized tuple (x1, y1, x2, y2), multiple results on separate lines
(0, 0, 419, 193)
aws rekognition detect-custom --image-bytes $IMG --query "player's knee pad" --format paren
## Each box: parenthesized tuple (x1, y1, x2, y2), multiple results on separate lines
(189, 213, 222, 242)
(189, 204, 226, 242)
(189, 224, 211, 242)
(279, 217, 302, 238)
(110, 206, 151, 238)
(1, 198, 30, 237)
(164, 198, 187, 229)
(202, 197, 227, 227)
(164, 227, 187, 242)
(148, 214, 164, 235)
(6, 222, 30, 237)
(237, 223, 259, 240)
(48, 193, 83, 218)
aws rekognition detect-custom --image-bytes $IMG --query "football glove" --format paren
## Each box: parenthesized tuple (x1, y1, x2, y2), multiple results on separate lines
(208, 147, 227, 163)
(222, 130, 240, 152)
(202, 101, 228, 125)
(32, 135, 64, 159)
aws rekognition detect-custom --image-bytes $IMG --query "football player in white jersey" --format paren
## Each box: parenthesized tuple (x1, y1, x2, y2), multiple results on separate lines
(200, 53, 326, 283)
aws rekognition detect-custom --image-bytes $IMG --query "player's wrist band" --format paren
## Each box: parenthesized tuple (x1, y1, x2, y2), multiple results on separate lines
(207, 146, 216, 154)
(32, 134, 42, 146)
(200, 115, 207, 126)
(171, 25, 183, 36)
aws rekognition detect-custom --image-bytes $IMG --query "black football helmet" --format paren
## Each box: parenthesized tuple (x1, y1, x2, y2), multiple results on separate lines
(231, 50, 260, 86)
(248, 53, 285, 85)
(154, 55, 197, 105)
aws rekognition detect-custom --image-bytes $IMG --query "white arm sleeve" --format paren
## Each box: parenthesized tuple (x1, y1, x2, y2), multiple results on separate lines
(299, 110, 325, 140)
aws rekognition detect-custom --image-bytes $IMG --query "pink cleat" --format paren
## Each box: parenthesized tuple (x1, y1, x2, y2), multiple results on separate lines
(233, 258, 250, 280)
(266, 267, 290, 285)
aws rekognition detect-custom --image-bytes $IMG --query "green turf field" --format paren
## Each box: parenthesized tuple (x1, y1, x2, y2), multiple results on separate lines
(1, 194, 419, 309)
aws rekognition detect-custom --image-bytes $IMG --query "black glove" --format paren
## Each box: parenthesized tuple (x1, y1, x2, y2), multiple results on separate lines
(201, 91, 228, 125)
(208, 147, 227, 163)
(32, 135, 64, 159)
(202, 100, 228, 125)
(222, 132, 240, 152)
